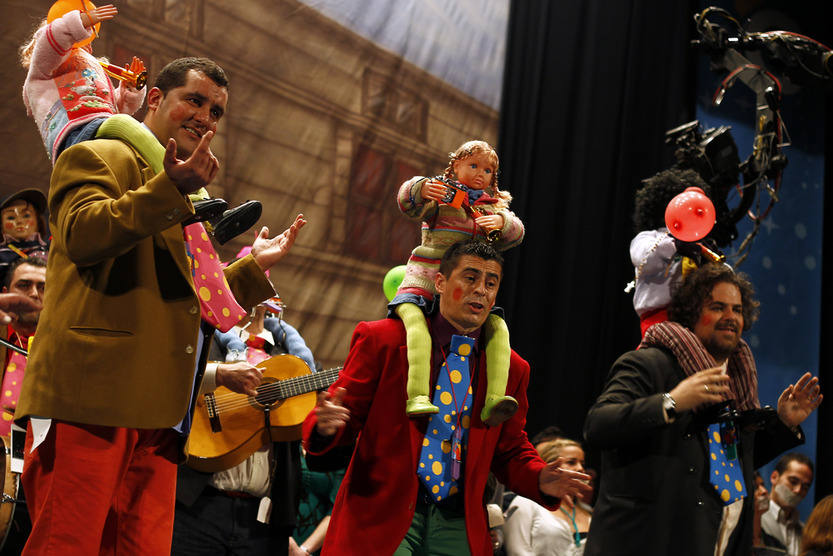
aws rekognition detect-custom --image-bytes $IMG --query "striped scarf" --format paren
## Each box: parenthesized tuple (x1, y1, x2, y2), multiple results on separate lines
(640, 321, 759, 411)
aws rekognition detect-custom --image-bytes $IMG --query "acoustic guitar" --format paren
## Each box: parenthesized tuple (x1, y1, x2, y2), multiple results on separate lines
(185, 354, 340, 473)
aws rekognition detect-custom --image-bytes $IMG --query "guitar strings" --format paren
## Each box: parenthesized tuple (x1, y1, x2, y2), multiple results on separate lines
(208, 369, 341, 413)
(210, 369, 339, 405)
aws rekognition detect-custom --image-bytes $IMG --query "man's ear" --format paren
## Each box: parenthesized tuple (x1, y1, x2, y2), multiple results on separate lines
(434, 272, 446, 296)
(146, 87, 163, 112)
(770, 470, 779, 488)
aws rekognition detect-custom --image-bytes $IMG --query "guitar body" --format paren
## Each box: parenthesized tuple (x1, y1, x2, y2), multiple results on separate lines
(185, 354, 339, 473)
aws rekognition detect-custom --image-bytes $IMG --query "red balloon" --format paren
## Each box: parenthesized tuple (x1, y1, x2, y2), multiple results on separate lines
(664, 187, 716, 242)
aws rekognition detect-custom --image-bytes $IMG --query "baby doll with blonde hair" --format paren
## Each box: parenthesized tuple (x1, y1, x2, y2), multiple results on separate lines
(392, 140, 525, 425)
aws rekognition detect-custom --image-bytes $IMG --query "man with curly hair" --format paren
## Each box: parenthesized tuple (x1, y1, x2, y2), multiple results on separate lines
(584, 263, 822, 556)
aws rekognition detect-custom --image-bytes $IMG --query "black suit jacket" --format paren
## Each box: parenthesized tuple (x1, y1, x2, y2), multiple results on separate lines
(583, 347, 802, 556)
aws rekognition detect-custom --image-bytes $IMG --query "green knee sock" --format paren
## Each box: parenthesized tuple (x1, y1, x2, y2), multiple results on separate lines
(396, 303, 438, 415)
(482, 314, 517, 423)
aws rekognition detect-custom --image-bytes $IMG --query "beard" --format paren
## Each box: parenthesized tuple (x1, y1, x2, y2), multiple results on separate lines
(702, 333, 739, 362)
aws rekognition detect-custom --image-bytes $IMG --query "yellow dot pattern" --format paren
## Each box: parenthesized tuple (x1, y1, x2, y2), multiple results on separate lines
(1, 352, 28, 435)
(707, 423, 746, 505)
(184, 222, 246, 331)
(416, 335, 475, 502)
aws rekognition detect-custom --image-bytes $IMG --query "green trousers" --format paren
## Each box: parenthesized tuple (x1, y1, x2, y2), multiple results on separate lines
(393, 495, 471, 556)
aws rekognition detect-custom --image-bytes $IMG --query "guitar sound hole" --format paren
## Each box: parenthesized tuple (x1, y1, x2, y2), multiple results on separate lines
(251, 379, 282, 408)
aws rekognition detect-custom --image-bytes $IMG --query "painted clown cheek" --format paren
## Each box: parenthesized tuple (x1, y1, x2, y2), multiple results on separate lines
(699, 315, 715, 327)
(3, 221, 14, 231)
(452, 288, 463, 301)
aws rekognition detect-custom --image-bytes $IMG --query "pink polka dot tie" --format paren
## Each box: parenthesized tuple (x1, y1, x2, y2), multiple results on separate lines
(183, 223, 246, 332)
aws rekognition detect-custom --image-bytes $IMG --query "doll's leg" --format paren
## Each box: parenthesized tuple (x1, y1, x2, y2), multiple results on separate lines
(481, 314, 518, 426)
(396, 303, 439, 415)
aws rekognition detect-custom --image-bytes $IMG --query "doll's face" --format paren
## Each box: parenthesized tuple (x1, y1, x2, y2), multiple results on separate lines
(452, 151, 497, 190)
(2, 200, 39, 241)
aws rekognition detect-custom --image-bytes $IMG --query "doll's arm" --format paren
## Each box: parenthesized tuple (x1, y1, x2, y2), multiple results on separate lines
(26, 12, 92, 80)
(396, 176, 439, 221)
(629, 229, 677, 277)
(493, 208, 525, 251)
(113, 57, 146, 114)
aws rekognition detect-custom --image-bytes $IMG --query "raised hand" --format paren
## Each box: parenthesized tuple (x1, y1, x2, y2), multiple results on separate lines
(118, 56, 147, 91)
(669, 366, 731, 412)
(163, 131, 220, 194)
(216, 361, 263, 397)
(314, 387, 350, 437)
(538, 457, 593, 501)
(777, 372, 822, 428)
(250, 214, 307, 271)
(81, 4, 118, 28)
(126, 56, 145, 75)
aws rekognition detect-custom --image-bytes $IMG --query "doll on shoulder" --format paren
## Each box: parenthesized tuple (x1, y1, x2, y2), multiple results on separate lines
(392, 140, 525, 426)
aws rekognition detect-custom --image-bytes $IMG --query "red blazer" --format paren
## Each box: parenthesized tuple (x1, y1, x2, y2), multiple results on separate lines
(302, 318, 552, 555)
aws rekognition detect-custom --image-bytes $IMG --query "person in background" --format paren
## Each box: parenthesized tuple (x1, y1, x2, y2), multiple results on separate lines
(503, 438, 592, 556)
(800, 495, 833, 556)
(760, 453, 815, 556)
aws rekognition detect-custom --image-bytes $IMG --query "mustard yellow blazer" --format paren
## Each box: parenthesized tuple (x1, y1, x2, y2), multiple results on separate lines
(17, 139, 274, 429)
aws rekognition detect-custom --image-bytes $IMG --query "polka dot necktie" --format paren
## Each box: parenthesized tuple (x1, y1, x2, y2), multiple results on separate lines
(183, 222, 246, 332)
(0, 336, 29, 436)
(707, 421, 747, 505)
(417, 335, 475, 503)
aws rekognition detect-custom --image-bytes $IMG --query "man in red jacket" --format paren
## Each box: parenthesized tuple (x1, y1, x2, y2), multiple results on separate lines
(303, 239, 589, 555)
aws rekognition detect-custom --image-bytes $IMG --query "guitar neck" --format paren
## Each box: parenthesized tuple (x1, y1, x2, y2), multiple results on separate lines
(276, 367, 341, 399)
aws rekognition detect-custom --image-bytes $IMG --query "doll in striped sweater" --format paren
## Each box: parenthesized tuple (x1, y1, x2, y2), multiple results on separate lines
(391, 140, 525, 425)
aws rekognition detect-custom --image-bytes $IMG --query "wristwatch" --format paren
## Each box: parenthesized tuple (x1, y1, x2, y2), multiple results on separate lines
(661, 392, 677, 420)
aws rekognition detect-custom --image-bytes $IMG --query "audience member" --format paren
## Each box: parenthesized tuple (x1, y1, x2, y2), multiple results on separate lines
(760, 453, 815, 556)
(289, 444, 346, 556)
(800, 495, 833, 556)
(503, 438, 591, 556)
(753, 470, 771, 549)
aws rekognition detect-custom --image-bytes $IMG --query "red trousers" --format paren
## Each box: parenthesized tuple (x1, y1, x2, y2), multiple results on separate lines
(22, 420, 179, 555)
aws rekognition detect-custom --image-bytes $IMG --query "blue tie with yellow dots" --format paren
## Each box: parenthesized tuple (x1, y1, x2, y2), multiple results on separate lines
(417, 335, 475, 502)
(707, 422, 747, 505)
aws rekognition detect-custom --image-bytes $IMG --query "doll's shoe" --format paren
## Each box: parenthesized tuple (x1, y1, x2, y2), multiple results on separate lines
(212, 200, 263, 244)
(184, 198, 228, 225)
(406, 396, 440, 416)
(481, 395, 518, 427)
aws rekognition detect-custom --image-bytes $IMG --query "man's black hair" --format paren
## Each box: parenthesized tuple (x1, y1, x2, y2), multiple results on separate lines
(438, 240, 503, 277)
(152, 57, 228, 95)
(774, 452, 814, 477)
(3, 255, 47, 290)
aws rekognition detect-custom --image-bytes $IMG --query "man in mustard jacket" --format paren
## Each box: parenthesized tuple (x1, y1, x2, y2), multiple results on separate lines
(15, 57, 305, 555)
